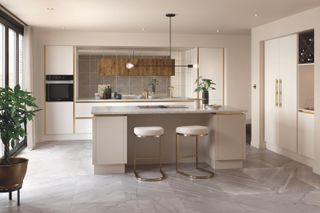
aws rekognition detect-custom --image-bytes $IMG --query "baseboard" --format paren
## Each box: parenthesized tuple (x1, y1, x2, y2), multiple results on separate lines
(266, 143, 314, 168)
(41, 134, 92, 142)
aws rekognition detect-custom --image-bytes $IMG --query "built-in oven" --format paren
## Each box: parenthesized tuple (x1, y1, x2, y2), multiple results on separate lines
(46, 75, 74, 102)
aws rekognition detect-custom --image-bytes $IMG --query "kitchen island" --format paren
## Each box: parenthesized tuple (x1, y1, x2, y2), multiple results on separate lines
(92, 105, 246, 174)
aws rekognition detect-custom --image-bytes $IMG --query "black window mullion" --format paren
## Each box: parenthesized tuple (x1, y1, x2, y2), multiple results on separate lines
(15, 31, 19, 85)
(4, 26, 8, 87)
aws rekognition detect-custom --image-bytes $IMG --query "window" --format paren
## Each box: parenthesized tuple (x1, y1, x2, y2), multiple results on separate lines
(0, 8, 25, 156)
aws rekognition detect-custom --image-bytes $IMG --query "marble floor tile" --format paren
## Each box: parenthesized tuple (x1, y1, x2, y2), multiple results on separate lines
(1, 141, 320, 213)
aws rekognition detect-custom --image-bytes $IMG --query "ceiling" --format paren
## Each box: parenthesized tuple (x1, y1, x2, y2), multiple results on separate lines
(1, 0, 320, 34)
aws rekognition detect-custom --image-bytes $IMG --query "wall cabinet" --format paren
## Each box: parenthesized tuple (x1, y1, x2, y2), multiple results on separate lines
(45, 102, 74, 134)
(45, 46, 74, 75)
(264, 34, 298, 153)
(199, 48, 224, 105)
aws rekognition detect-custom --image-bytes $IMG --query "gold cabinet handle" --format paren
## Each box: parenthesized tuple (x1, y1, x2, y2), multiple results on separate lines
(279, 79, 282, 107)
(275, 79, 279, 107)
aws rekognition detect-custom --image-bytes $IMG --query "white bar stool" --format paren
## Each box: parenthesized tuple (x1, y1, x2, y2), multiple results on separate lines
(133, 126, 166, 182)
(176, 125, 214, 179)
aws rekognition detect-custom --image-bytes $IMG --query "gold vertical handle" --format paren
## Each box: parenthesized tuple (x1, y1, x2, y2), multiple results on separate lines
(279, 79, 282, 107)
(275, 79, 279, 107)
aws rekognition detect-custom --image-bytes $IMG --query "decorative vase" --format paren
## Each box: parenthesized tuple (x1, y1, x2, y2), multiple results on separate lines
(202, 90, 209, 105)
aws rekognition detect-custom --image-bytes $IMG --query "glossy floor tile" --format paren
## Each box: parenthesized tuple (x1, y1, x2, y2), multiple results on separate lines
(1, 141, 320, 213)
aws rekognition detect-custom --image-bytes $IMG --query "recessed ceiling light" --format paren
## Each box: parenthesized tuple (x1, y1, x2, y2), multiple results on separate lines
(254, 13, 259, 17)
(46, 7, 54, 11)
(216, 29, 220, 33)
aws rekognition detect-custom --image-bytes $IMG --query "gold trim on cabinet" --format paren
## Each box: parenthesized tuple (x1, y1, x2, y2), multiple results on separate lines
(298, 109, 315, 114)
(44, 46, 47, 135)
(213, 112, 244, 115)
(75, 117, 93, 119)
(275, 79, 279, 107)
(73, 46, 76, 134)
(279, 79, 282, 107)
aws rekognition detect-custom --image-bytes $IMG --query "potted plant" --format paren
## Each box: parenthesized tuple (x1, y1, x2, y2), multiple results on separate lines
(0, 85, 40, 201)
(194, 76, 216, 105)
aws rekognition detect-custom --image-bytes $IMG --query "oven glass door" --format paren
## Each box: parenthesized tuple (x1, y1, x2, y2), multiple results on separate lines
(46, 83, 74, 101)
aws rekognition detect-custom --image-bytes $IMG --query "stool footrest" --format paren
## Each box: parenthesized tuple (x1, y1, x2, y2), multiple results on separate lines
(176, 167, 214, 180)
(134, 169, 166, 182)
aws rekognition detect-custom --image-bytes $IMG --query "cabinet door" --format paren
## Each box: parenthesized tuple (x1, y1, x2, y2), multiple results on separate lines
(45, 46, 74, 75)
(93, 116, 127, 165)
(213, 113, 246, 160)
(264, 38, 279, 146)
(199, 48, 224, 105)
(45, 102, 74, 134)
(298, 112, 314, 159)
(278, 35, 298, 153)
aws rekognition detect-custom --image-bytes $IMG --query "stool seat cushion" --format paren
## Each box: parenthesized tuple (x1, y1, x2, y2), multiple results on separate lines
(176, 125, 209, 136)
(134, 126, 164, 137)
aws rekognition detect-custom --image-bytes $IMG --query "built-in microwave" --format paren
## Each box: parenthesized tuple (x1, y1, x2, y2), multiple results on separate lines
(46, 75, 74, 102)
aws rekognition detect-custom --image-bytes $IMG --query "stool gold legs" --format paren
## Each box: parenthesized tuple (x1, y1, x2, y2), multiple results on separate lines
(176, 134, 214, 179)
(134, 136, 166, 182)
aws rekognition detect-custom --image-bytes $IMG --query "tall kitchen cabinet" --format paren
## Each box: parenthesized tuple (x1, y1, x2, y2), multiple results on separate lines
(45, 46, 74, 135)
(264, 34, 298, 153)
(199, 48, 224, 105)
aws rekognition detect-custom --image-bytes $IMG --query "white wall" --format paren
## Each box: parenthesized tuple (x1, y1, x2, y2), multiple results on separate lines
(251, 6, 320, 174)
(31, 29, 251, 143)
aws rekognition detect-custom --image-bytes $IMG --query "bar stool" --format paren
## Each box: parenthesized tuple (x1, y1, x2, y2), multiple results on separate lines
(133, 126, 166, 182)
(176, 125, 214, 179)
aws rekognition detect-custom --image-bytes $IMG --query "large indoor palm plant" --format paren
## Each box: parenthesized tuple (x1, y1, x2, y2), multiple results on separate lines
(0, 85, 40, 202)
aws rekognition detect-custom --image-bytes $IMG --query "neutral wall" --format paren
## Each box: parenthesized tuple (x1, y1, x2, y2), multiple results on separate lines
(251, 6, 320, 174)
(31, 29, 251, 144)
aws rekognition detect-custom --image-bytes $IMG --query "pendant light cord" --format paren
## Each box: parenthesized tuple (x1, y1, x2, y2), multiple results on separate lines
(169, 15, 171, 58)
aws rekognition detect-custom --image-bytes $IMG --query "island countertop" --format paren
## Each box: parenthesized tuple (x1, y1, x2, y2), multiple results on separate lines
(91, 105, 246, 115)
(77, 97, 195, 103)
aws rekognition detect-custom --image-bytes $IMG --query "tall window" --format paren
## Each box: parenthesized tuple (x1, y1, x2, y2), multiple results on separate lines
(0, 8, 25, 156)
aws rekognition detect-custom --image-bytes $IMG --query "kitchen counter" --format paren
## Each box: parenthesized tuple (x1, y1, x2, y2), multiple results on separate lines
(92, 105, 246, 175)
(91, 105, 246, 115)
(77, 97, 195, 103)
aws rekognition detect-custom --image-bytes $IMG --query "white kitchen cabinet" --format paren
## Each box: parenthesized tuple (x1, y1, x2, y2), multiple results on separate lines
(45, 102, 74, 134)
(45, 46, 74, 75)
(199, 48, 224, 105)
(298, 112, 314, 159)
(75, 118, 92, 134)
(93, 116, 127, 165)
(264, 34, 298, 153)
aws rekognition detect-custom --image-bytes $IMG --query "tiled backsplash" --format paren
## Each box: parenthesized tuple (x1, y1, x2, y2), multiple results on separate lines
(78, 55, 171, 99)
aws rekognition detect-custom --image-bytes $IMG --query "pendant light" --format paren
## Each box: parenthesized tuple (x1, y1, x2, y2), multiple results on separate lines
(126, 13, 198, 69)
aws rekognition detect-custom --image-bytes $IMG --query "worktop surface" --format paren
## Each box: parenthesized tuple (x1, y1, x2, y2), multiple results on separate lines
(77, 97, 195, 103)
(92, 105, 246, 115)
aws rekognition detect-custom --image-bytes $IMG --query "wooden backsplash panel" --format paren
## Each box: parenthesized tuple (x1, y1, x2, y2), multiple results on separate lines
(97, 57, 175, 76)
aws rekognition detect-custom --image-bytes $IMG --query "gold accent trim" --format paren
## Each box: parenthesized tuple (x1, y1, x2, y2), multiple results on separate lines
(133, 134, 166, 182)
(73, 46, 76, 134)
(298, 109, 315, 114)
(44, 46, 47, 135)
(213, 112, 244, 115)
(176, 134, 214, 179)
(75, 117, 93, 119)
(222, 48, 225, 106)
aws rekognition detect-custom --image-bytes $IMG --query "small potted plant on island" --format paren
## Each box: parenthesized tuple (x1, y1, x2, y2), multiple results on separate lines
(0, 85, 40, 206)
(194, 76, 215, 106)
